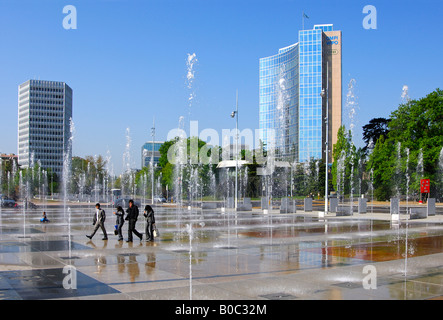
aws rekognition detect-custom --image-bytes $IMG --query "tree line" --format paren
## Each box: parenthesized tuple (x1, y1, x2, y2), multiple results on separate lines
(2, 89, 441, 202)
(332, 88, 443, 201)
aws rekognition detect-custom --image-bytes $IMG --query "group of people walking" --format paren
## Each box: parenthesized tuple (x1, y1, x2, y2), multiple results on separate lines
(86, 200, 156, 242)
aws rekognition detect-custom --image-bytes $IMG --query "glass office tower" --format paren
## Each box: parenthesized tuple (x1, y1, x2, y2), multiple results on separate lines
(298, 27, 323, 162)
(259, 24, 342, 164)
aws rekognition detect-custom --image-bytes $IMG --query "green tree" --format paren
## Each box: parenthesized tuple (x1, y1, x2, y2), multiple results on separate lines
(368, 89, 443, 200)
(362, 117, 390, 154)
(367, 135, 395, 200)
(70, 155, 109, 196)
(158, 136, 219, 199)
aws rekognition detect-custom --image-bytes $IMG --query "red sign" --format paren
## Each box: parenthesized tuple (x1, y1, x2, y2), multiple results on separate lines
(420, 179, 430, 193)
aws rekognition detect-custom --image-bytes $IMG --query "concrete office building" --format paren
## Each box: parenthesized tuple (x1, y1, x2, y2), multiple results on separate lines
(17, 80, 73, 176)
(259, 24, 342, 164)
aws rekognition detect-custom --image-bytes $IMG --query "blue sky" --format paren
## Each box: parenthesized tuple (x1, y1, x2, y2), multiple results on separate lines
(0, 0, 442, 174)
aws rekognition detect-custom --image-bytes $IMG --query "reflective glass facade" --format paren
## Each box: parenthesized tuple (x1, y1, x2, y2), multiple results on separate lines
(298, 28, 323, 162)
(259, 24, 341, 164)
(314, 24, 333, 32)
(259, 44, 299, 160)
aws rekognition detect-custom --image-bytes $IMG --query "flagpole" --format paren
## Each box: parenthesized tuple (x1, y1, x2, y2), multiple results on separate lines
(302, 11, 304, 30)
(302, 12, 309, 30)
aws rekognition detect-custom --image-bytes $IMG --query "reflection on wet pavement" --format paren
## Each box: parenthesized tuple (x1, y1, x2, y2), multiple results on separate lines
(1, 205, 443, 300)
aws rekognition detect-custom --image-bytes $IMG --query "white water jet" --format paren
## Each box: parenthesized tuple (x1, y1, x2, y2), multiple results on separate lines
(345, 78, 359, 139)
(186, 53, 198, 122)
(438, 147, 443, 198)
(401, 85, 410, 104)
(395, 142, 402, 198)
(350, 153, 355, 215)
(173, 116, 186, 239)
(276, 65, 288, 159)
(19, 171, 26, 238)
(370, 168, 374, 214)
(186, 223, 194, 300)
(416, 148, 424, 188)
(337, 150, 346, 205)
(186, 53, 197, 89)
(0, 160, 2, 216)
(405, 148, 410, 213)
(122, 128, 134, 197)
(63, 118, 75, 244)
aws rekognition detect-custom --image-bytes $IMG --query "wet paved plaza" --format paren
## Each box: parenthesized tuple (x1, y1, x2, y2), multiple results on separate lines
(1, 204, 443, 300)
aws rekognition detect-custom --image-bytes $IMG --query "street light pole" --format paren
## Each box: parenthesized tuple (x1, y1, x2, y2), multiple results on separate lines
(151, 117, 155, 205)
(321, 62, 330, 215)
(231, 91, 239, 210)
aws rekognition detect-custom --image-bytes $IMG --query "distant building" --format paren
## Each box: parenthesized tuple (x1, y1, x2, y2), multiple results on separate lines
(17, 80, 73, 176)
(0, 154, 19, 169)
(141, 141, 164, 168)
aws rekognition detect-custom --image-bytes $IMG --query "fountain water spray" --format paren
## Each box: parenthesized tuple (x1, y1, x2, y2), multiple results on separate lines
(186, 53, 198, 124)
(370, 168, 374, 214)
(344, 78, 359, 211)
(19, 171, 26, 238)
(122, 128, 134, 198)
(173, 116, 187, 237)
(438, 147, 443, 198)
(186, 222, 194, 300)
(337, 150, 346, 206)
(63, 118, 75, 212)
(345, 79, 358, 140)
(276, 65, 288, 159)
(186, 53, 198, 300)
(417, 148, 424, 203)
(405, 148, 410, 214)
(395, 142, 402, 198)
(0, 160, 2, 216)
(63, 118, 75, 255)
(401, 85, 410, 104)
(350, 153, 355, 214)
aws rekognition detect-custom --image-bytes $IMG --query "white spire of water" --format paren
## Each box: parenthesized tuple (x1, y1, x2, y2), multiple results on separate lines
(186, 53, 197, 88)
(63, 118, 75, 208)
(276, 65, 288, 158)
(439, 147, 443, 172)
(345, 78, 358, 140)
(123, 127, 132, 174)
(401, 85, 410, 103)
(417, 148, 424, 181)
(439, 147, 443, 195)
(186, 53, 198, 104)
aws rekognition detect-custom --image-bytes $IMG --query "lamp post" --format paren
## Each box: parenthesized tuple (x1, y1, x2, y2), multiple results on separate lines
(320, 62, 329, 215)
(231, 91, 239, 210)
(151, 117, 155, 205)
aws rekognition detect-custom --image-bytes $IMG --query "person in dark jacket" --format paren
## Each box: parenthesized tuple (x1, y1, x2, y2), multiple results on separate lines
(125, 199, 143, 242)
(86, 203, 108, 240)
(113, 206, 125, 241)
(143, 205, 156, 241)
